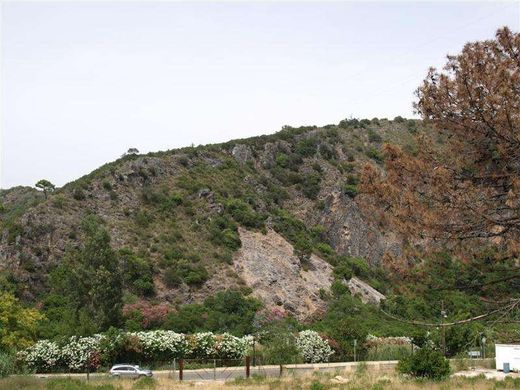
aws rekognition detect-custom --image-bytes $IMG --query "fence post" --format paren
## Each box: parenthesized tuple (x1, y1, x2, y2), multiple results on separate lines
(245, 356, 251, 379)
(213, 359, 217, 381)
(179, 359, 184, 381)
(172, 358, 176, 379)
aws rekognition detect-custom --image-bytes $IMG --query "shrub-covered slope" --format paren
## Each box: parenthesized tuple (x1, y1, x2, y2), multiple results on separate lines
(0, 118, 418, 315)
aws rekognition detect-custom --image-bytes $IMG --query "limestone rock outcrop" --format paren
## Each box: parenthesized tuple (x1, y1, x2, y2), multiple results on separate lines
(233, 228, 333, 321)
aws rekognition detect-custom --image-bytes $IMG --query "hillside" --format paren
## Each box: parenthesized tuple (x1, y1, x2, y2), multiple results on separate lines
(0, 118, 417, 314)
(1, 115, 519, 354)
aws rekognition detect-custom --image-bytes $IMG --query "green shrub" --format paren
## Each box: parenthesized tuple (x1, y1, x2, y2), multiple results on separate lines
(319, 143, 337, 160)
(339, 162, 355, 173)
(132, 376, 156, 389)
(120, 249, 155, 296)
(397, 347, 450, 380)
(221, 228, 241, 250)
(343, 184, 358, 198)
(51, 195, 66, 209)
(161, 193, 183, 212)
(163, 267, 182, 288)
(177, 262, 208, 286)
(135, 210, 153, 228)
(163, 289, 260, 335)
(270, 167, 303, 185)
(366, 147, 383, 163)
(275, 153, 289, 168)
(339, 118, 360, 128)
(226, 199, 265, 229)
(407, 119, 417, 133)
(209, 215, 241, 250)
(0, 352, 14, 378)
(141, 188, 164, 205)
(72, 188, 86, 201)
(46, 378, 117, 389)
(334, 256, 371, 280)
(299, 172, 321, 200)
(368, 129, 382, 143)
(176, 175, 201, 194)
(261, 322, 301, 365)
(310, 380, 325, 390)
(295, 137, 318, 157)
(346, 174, 359, 185)
(316, 242, 334, 256)
(109, 191, 118, 201)
(294, 237, 313, 261)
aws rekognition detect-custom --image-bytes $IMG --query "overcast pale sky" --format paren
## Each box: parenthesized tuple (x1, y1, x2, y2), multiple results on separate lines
(1, 1, 519, 189)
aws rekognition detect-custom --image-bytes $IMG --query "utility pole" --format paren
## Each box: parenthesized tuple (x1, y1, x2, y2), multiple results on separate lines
(441, 300, 446, 357)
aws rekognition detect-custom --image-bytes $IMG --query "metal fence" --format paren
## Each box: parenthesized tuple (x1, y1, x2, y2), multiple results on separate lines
(172, 357, 251, 381)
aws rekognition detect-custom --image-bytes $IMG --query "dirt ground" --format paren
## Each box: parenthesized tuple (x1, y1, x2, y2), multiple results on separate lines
(452, 368, 520, 381)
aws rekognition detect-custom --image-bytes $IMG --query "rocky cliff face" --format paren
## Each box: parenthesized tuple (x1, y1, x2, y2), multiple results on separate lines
(0, 119, 417, 315)
(317, 190, 402, 266)
(234, 227, 333, 321)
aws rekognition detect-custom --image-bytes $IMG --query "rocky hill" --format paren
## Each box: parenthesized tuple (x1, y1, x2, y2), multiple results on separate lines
(0, 117, 420, 321)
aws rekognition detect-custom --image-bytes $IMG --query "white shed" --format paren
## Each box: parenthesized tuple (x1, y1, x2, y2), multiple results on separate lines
(495, 344, 520, 371)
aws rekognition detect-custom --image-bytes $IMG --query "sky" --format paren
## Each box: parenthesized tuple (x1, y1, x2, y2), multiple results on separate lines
(1, 1, 519, 189)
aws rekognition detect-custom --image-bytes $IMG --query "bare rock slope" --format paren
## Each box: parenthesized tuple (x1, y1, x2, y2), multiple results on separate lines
(346, 277, 386, 305)
(234, 227, 333, 321)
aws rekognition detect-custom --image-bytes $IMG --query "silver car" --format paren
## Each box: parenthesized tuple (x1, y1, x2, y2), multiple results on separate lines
(109, 364, 153, 378)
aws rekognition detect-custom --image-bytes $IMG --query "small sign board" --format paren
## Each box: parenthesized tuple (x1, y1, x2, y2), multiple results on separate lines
(468, 350, 481, 358)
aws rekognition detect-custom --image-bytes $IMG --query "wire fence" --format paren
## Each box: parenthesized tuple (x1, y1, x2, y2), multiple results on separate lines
(172, 357, 251, 381)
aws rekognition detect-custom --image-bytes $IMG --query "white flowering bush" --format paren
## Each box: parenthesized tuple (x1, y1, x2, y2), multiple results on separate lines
(19, 331, 254, 372)
(20, 340, 62, 372)
(61, 335, 104, 371)
(215, 333, 252, 359)
(295, 330, 333, 363)
(132, 330, 189, 359)
(187, 332, 217, 358)
(365, 335, 413, 347)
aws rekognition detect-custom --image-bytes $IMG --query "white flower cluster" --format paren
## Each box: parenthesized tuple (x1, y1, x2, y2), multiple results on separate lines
(131, 330, 188, 358)
(215, 333, 253, 359)
(20, 331, 252, 372)
(188, 332, 216, 358)
(365, 335, 413, 346)
(61, 335, 104, 370)
(295, 330, 333, 363)
(19, 340, 62, 371)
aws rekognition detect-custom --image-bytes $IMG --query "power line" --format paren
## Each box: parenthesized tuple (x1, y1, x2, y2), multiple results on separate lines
(431, 270, 520, 292)
(380, 299, 519, 328)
